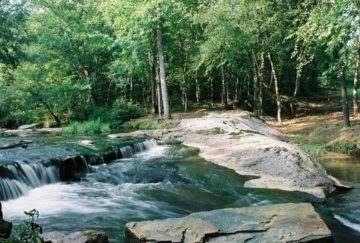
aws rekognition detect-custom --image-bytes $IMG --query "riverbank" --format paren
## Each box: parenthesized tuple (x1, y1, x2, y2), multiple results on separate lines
(266, 93, 360, 158)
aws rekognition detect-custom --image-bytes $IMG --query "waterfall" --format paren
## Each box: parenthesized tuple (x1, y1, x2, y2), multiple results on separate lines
(119, 139, 158, 159)
(0, 138, 159, 201)
(0, 162, 60, 201)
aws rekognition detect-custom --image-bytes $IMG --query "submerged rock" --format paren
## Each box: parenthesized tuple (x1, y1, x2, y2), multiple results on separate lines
(0, 140, 33, 149)
(125, 203, 332, 243)
(42, 230, 109, 243)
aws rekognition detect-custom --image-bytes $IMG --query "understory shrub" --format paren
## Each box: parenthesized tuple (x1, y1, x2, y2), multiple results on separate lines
(300, 144, 327, 156)
(4, 209, 42, 243)
(122, 119, 175, 130)
(327, 141, 357, 154)
(63, 119, 110, 135)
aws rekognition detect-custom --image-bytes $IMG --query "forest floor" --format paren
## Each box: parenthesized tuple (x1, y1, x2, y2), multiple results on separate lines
(266, 89, 360, 157)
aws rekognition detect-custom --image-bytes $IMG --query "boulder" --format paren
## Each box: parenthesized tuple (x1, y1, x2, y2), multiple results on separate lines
(125, 203, 332, 243)
(18, 123, 39, 130)
(0, 203, 12, 239)
(161, 111, 337, 199)
(42, 230, 109, 243)
(0, 140, 33, 149)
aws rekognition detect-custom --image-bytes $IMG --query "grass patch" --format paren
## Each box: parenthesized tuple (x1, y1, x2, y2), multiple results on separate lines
(326, 141, 357, 154)
(122, 119, 176, 130)
(300, 144, 327, 155)
(63, 119, 110, 135)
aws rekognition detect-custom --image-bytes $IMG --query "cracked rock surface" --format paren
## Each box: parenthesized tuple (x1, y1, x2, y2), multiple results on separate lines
(124, 203, 332, 243)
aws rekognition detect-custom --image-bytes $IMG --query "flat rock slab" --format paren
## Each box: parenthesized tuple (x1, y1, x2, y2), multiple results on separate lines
(125, 203, 332, 243)
(18, 123, 39, 130)
(42, 230, 109, 243)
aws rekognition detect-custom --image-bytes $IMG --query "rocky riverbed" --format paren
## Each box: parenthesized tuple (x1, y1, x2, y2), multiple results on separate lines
(110, 111, 343, 199)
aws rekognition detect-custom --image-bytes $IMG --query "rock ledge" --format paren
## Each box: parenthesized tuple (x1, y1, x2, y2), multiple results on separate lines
(125, 203, 332, 243)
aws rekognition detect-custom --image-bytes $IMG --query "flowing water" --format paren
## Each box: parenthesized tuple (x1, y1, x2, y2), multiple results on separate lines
(0, 135, 359, 242)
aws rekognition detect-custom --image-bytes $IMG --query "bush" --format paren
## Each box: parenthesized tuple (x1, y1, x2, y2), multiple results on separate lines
(63, 119, 110, 135)
(327, 141, 356, 154)
(4, 209, 42, 243)
(300, 144, 327, 155)
(110, 99, 147, 126)
(122, 119, 176, 130)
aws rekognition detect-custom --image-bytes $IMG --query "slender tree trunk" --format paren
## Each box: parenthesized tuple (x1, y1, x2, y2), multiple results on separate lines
(130, 77, 133, 102)
(40, 100, 61, 126)
(353, 31, 360, 116)
(183, 92, 188, 112)
(341, 66, 351, 127)
(235, 78, 239, 100)
(226, 79, 229, 104)
(258, 53, 265, 116)
(155, 62, 162, 119)
(247, 78, 250, 97)
(294, 67, 302, 98)
(268, 53, 282, 125)
(209, 77, 214, 107)
(195, 75, 200, 104)
(157, 19, 170, 119)
(252, 52, 258, 113)
(221, 63, 227, 106)
(148, 51, 157, 115)
(157, 82, 162, 119)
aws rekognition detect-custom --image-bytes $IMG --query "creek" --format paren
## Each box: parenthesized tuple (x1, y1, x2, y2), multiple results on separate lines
(0, 135, 359, 242)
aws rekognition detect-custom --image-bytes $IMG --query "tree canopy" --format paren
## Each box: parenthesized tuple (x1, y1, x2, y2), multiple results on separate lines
(0, 0, 359, 128)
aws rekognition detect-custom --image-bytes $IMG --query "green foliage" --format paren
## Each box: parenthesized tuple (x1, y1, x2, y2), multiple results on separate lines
(4, 209, 42, 243)
(63, 120, 110, 135)
(327, 141, 357, 154)
(0, 0, 359, 127)
(300, 144, 327, 156)
(122, 119, 176, 130)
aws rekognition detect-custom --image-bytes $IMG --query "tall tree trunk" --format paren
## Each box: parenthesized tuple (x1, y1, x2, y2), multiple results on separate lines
(221, 63, 227, 106)
(268, 53, 282, 125)
(353, 31, 360, 116)
(183, 92, 188, 112)
(252, 52, 259, 113)
(195, 75, 200, 104)
(157, 82, 162, 119)
(130, 77, 133, 102)
(209, 77, 214, 107)
(148, 51, 157, 115)
(155, 62, 162, 119)
(291, 64, 303, 117)
(157, 19, 170, 119)
(235, 78, 239, 101)
(341, 66, 351, 127)
(293, 67, 302, 98)
(258, 53, 265, 116)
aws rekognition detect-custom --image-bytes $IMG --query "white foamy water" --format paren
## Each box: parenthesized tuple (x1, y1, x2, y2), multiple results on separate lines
(334, 214, 360, 233)
(135, 143, 168, 160)
(2, 183, 107, 218)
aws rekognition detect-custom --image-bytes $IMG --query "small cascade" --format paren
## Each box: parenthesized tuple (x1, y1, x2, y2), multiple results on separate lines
(0, 138, 159, 201)
(119, 139, 158, 159)
(0, 162, 60, 201)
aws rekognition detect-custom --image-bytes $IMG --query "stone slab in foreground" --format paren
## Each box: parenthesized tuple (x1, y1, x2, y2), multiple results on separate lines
(125, 203, 332, 243)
